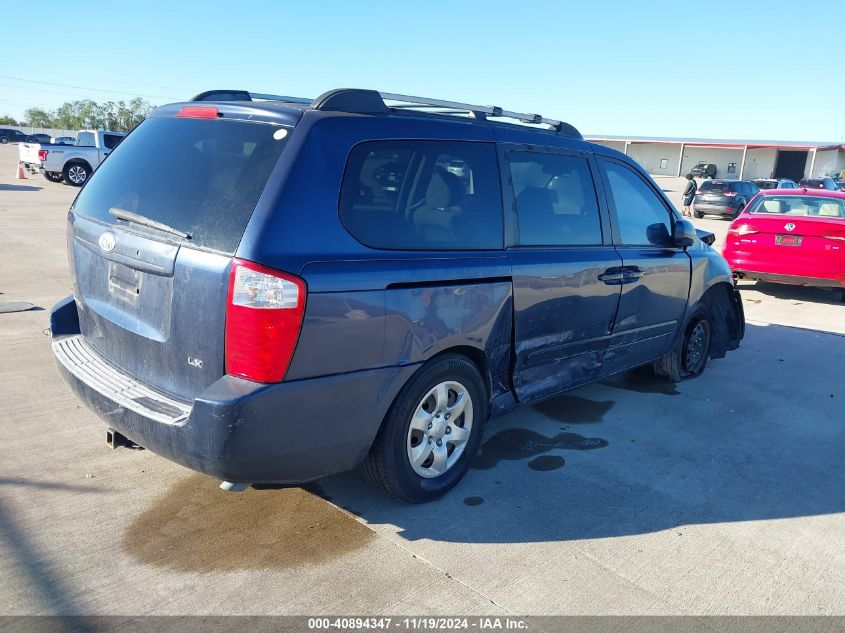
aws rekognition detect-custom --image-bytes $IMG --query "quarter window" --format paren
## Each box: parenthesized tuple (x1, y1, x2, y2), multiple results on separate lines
(103, 134, 123, 150)
(340, 141, 503, 250)
(602, 161, 674, 246)
(507, 151, 602, 246)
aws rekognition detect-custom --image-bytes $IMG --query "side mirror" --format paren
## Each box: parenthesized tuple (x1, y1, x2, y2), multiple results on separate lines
(673, 219, 697, 248)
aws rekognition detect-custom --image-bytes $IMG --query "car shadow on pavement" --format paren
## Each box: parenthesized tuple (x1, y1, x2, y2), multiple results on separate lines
(741, 281, 844, 306)
(0, 184, 42, 192)
(318, 322, 844, 544)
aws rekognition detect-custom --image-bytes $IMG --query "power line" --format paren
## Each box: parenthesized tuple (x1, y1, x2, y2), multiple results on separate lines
(0, 74, 181, 101)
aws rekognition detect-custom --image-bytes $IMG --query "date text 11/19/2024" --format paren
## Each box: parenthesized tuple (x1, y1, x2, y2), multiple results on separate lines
(307, 617, 529, 630)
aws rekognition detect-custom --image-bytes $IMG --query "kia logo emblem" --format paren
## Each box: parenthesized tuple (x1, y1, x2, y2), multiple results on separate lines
(784, 223, 796, 232)
(98, 232, 116, 252)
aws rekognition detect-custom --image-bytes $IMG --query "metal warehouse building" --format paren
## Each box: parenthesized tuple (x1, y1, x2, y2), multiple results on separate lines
(587, 135, 845, 181)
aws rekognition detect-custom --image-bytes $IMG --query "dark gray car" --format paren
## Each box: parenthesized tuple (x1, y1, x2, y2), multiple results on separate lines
(693, 179, 760, 218)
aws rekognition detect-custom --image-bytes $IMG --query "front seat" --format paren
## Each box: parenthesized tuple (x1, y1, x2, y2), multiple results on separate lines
(515, 187, 557, 244)
(412, 168, 465, 243)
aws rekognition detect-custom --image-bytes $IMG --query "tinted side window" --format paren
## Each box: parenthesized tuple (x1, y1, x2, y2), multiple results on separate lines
(103, 134, 123, 150)
(602, 161, 673, 246)
(340, 141, 503, 250)
(76, 132, 95, 147)
(507, 151, 602, 246)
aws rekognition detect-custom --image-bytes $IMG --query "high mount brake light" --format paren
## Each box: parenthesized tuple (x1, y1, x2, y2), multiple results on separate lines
(176, 106, 220, 119)
(225, 259, 306, 383)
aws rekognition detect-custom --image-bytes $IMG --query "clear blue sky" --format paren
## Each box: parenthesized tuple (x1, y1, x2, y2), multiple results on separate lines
(2, 0, 843, 141)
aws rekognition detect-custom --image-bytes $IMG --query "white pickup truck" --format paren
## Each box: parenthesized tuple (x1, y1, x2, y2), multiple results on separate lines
(19, 130, 126, 186)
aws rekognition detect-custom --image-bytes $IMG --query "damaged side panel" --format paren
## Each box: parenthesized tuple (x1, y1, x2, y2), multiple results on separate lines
(688, 241, 745, 358)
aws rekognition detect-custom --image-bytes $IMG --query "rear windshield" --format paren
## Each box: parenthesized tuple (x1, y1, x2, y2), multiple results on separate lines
(755, 180, 777, 189)
(749, 195, 845, 218)
(72, 117, 289, 253)
(798, 179, 824, 188)
(699, 181, 731, 192)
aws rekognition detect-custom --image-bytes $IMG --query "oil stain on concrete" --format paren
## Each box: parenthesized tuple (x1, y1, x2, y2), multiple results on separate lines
(472, 428, 607, 471)
(463, 496, 484, 506)
(123, 474, 375, 572)
(601, 366, 679, 396)
(531, 395, 615, 424)
(528, 455, 566, 472)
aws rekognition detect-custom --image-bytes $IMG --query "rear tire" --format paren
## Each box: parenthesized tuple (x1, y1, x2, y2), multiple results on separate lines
(63, 161, 91, 187)
(363, 354, 488, 503)
(44, 171, 63, 183)
(0, 138, 7, 144)
(693, 210, 704, 219)
(654, 304, 713, 382)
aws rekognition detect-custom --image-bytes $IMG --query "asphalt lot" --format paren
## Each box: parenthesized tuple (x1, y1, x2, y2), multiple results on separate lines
(0, 144, 843, 616)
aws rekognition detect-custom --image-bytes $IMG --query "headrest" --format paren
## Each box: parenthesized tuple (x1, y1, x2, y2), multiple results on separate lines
(761, 199, 785, 214)
(818, 202, 842, 217)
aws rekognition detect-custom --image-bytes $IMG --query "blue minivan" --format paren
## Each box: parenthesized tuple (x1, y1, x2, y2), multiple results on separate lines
(50, 88, 744, 502)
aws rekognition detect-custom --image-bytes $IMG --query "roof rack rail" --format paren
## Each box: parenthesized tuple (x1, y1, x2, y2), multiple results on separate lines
(191, 90, 312, 105)
(369, 90, 581, 138)
(190, 88, 581, 138)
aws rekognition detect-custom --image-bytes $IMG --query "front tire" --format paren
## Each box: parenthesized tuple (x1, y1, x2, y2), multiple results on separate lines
(693, 210, 704, 219)
(363, 354, 488, 503)
(654, 305, 713, 382)
(63, 162, 91, 187)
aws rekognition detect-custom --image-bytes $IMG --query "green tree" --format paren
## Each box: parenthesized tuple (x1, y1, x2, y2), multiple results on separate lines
(23, 107, 55, 127)
(22, 98, 154, 132)
(0, 115, 18, 125)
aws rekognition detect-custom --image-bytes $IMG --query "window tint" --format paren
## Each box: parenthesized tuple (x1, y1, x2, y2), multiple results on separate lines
(340, 140, 502, 250)
(76, 132, 95, 147)
(72, 117, 289, 253)
(603, 161, 673, 246)
(507, 151, 602, 246)
(750, 195, 845, 218)
(699, 180, 730, 192)
(103, 134, 123, 150)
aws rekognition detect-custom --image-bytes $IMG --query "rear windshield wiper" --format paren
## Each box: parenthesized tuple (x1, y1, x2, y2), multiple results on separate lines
(109, 208, 192, 240)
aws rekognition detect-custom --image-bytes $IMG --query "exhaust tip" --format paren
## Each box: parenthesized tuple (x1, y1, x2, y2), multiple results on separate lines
(219, 481, 250, 492)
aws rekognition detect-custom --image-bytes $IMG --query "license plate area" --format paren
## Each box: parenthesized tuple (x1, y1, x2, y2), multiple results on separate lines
(108, 261, 142, 301)
(775, 234, 802, 246)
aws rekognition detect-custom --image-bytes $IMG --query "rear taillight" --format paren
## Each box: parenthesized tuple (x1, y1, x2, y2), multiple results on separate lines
(728, 223, 759, 236)
(823, 235, 845, 242)
(38, 149, 48, 161)
(225, 259, 306, 383)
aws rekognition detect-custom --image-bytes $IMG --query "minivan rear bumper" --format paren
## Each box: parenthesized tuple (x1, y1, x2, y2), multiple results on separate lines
(50, 295, 418, 484)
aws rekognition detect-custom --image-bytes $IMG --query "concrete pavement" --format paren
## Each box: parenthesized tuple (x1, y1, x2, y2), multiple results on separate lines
(0, 146, 842, 616)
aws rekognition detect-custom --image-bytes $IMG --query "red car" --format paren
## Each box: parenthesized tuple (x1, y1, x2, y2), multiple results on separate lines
(723, 188, 845, 301)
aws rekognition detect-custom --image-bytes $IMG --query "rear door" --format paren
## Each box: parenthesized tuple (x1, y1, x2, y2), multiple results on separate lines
(68, 114, 291, 401)
(597, 157, 691, 374)
(505, 146, 621, 403)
